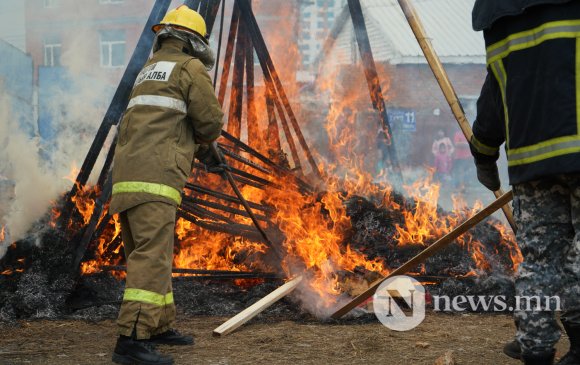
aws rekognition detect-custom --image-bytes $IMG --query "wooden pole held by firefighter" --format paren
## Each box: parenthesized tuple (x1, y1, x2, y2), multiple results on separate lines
(396, 0, 517, 233)
(210, 142, 281, 259)
(331, 189, 513, 319)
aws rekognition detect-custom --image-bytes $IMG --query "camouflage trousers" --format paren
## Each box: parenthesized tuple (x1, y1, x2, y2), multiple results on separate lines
(513, 174, 580, 354)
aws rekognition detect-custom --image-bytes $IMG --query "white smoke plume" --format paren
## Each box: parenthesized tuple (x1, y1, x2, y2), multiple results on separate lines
(0, 86, 61, 256)
(0, 27, 114, 257)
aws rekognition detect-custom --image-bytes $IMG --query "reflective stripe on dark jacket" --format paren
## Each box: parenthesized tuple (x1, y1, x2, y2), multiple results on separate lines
(109, 38, 224, 214)
(471, 1, 580, 184)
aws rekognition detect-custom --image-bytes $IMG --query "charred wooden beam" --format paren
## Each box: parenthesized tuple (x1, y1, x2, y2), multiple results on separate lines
(100, 265, 279, 279)
(217, 4, 240, 105)
(180, 200, 236, 224)
(245, 14, 258, 148)
(182, 195, 270, 222)
(238, 0, 322, 180)
(184, 183, 272, 212)
(265, 85, 282, 152)
(204, 0, 223, 36)
(192, 162, 277, 189)
(209, 143, 280, 258)
(96, 135, 118, 190)
(212, 0, 226, 87)
(226, 11, 246, 138)
(347, 0, 403, 183)
(177, 209, 267, 243)
(72, 175, 113, 271)
(103, 234, 123, 260)
(219, 146, 272, 175)
(184, 0, 201, 11)
(221, 130, 314, 193)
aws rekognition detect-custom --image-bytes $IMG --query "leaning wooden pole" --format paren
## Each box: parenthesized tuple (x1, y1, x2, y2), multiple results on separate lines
(396, 0, 516, 233)
(331, 190, 513, 319)
(348, 0, 403, 185)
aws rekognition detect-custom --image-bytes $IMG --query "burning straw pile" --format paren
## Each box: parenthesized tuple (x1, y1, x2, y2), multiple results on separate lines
(0, 168, 521, 322)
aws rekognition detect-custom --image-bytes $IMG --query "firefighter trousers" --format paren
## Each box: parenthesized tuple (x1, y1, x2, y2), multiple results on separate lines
(513, 174, 580, 353)
(117, 201, 177, 339)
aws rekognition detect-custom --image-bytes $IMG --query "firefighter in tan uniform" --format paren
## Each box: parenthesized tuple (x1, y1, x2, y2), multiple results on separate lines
(109, 6, 224, 365)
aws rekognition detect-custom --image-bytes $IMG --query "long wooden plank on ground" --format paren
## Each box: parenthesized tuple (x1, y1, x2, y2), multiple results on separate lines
(213, 275, 303, 336)
(331, 190, 513, 319)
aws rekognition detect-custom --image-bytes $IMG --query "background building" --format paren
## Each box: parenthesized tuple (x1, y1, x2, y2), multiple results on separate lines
(0, 39, 34, 136)
(298, 0, 346, 66)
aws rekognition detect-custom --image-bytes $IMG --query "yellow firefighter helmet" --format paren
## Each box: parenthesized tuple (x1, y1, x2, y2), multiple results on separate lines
(152, 5, 208, 40)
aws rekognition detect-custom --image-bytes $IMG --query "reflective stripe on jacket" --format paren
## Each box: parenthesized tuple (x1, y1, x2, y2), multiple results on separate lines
(109, 38, 224, 214)
(471, 1, 580, 184)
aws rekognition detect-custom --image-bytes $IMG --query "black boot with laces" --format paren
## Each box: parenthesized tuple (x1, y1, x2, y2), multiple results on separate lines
(112, 335, 174, 365)
(149, 328, 194, 346)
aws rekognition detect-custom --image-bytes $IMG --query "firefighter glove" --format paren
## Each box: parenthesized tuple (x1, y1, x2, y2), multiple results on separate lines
(197, 147, 228, 174)
(475, 161, 500, 191)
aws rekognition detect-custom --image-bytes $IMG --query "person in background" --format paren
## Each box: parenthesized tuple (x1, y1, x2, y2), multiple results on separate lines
(434, 141, 453, 183)
(470, 0, 580, 364)
(432, 129, 454, 183)
(452, 130, 472, 188)
(432, 129, 454, 159)
(376, 126, 391, 176)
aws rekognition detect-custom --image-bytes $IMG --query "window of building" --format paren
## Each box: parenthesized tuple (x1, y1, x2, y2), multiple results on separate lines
(99, 30, 126, 68)
(43, 37, 62, 66)
(99, 0, 124, 4)
(44, 0, 58, 8)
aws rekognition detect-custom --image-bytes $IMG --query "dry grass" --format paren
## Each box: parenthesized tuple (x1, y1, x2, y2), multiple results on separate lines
(0, 313, 570, 365)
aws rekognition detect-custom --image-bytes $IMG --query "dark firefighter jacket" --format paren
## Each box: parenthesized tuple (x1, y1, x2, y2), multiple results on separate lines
(109, 37, 224, 214)
(470, 0, 580, 184)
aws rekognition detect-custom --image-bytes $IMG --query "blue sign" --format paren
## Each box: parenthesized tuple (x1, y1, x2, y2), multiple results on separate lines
(388, 109, 416, 132)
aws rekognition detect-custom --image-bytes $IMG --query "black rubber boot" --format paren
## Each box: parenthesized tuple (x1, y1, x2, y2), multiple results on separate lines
(503, 339, 522, 360)
(148, 328, 194, 346)
(522, 349, 556, 365)
(557, 321, 580, 365)
(112, 336, 174, 365)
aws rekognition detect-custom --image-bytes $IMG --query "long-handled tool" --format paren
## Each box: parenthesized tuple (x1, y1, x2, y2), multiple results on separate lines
(209, 142, 282, 259)
(331, 189, 513, 319)
(396, 0, 517, 233)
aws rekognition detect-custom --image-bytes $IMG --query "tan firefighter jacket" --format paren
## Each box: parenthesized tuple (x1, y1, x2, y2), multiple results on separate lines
(109, 37, 224, 214)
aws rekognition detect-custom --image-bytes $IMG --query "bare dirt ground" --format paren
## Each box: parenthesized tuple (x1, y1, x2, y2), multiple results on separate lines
(0, 313, 571, 365)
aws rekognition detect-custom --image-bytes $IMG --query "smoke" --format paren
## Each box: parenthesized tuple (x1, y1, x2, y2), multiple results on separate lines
(0, 26, 114, 257)
(0, 87, 61, 256)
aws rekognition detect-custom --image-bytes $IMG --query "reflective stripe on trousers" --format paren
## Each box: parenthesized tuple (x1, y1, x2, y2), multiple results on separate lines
(123, 288, 174, 307)
(112, 181, 182, 205)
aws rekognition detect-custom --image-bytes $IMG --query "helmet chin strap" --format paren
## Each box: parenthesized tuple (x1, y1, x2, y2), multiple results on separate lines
(153, 26, 216, 71)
